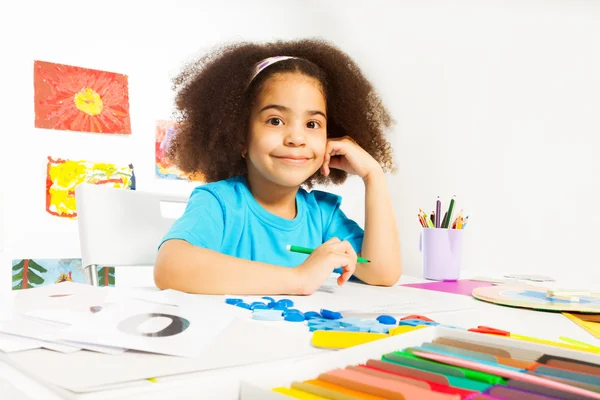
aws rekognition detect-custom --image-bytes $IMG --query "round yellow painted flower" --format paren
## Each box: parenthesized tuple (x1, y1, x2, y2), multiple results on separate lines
(74, 88, 103, 115)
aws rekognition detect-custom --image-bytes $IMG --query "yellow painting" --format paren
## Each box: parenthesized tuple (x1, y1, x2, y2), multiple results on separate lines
(46, 156, 135, 218)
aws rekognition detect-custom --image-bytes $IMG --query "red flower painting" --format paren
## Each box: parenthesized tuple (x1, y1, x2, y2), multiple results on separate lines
(34, 60, 131, 134)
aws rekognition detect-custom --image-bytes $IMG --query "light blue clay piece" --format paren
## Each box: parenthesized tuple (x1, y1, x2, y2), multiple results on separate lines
(339, 317, 361, 327)
(252, 309, 283, 321)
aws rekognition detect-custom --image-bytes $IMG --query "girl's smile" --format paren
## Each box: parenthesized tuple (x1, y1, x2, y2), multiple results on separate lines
(272, 154, 312, 164)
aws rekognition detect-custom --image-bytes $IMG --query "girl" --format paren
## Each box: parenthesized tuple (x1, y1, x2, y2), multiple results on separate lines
(154, 39, 401, 295)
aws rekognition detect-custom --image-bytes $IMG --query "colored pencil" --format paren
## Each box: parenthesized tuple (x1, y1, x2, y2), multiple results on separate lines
(419, 198, 468, 229)
(452, 209, 464, 229)
(435, 197, 441, 228)
(421, 209, 434, 228)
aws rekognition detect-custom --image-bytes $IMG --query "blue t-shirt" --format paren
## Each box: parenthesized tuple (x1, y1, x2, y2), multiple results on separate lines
(160, 175, 364, 268)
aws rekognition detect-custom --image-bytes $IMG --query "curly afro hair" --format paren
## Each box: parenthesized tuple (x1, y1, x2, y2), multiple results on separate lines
(167, 38, 395, 187)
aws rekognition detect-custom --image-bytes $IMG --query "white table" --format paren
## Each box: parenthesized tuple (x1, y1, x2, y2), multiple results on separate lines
(1, 273, 599, 400)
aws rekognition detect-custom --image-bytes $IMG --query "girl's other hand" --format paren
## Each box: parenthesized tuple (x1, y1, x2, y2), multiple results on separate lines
(294, 237, 357, 295)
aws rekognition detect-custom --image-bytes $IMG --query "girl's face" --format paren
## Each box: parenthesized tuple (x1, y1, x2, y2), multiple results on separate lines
(246, 72, 327, 188)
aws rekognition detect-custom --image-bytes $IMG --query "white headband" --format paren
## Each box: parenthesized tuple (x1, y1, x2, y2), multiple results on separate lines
(248, 56, 299, 84)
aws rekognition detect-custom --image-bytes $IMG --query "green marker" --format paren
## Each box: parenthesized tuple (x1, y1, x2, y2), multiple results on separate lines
(443, 195, 456, 229)
(286, 244, 370, 263)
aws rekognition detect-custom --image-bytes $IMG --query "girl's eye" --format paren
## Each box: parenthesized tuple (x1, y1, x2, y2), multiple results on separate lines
(307, 121, 321, 129)
(267, 118, 283, 126)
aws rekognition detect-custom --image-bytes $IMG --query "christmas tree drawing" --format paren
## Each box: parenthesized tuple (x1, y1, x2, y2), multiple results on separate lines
(98, 267, 116, 286)
(12, 259, 47, 290)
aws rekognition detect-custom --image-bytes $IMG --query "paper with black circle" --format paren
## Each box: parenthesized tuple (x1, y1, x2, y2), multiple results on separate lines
(58, 297, 235, 357)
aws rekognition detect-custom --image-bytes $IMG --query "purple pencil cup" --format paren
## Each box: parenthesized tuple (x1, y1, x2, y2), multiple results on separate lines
(419, 228, 463, 281)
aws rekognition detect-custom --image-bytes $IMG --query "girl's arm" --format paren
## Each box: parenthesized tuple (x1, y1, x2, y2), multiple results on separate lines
(154, 238, 359, 295)
(154, 240, 301, 295)
(353, 169, 402, 286)
(320, 137, 402, 286)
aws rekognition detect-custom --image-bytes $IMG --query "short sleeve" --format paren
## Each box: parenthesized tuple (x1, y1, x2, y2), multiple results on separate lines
(159, 187, 224, 251)
(314, 191, 364, 254)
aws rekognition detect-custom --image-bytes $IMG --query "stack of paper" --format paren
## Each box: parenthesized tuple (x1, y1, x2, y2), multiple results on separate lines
(0, 282, 236, 357)
(0, 282, 327, 397)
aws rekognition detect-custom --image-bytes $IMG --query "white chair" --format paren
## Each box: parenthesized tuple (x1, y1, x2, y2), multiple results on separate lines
(75, 183, 188, 286)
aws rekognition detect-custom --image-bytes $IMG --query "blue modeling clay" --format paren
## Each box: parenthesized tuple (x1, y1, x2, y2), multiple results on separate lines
(225, 298, 243, 305)
(376, 315, 397, 325)
(309, 325, 332, 332)
(399, 319, 438, 327)
(398, 319, 421, 326)
(262, 296, 274, 302)
(311, 319, 342, 329)
(320, 309, 342, 320)
(284, 312, 305, 322)
(307, 319, 329, 327)
(303, 311, 321, 319)
(277, 299, 294, 307)
(270, 303, 287, 310)
(309, 320, 343, 331)
(235, 302, 251, 309)
(251, 304, 270, 310)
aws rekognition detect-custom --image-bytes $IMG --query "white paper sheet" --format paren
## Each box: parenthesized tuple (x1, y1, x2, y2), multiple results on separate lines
(58, 298, 235, 357)
(102, 286, 179, 307)
(24, 308, 96, 325)
(0, 313, 127, 355)
(0, 316, 80, 349)
(0, 378, 33, 400)
(0, 292, 16, 322)
(2, 318, 325, 392)
(13, 282, 109, 315)
(0, 332, 42, 353)
(337, 286, 476, 317)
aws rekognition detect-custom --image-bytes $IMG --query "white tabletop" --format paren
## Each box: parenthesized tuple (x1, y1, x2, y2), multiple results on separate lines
(1, 273, 599, 400)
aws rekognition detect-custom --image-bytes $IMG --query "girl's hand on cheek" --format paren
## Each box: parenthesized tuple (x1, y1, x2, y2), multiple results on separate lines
(321, 136, 382, 180)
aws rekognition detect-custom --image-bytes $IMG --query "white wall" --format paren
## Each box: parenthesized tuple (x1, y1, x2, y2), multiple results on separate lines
(1, 0, 599, 293)
(299, 0, 600, 281)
